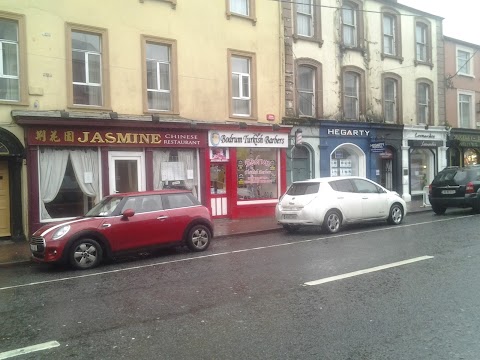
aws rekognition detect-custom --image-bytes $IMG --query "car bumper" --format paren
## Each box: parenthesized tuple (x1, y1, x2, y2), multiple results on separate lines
(429, 196, 475, 208)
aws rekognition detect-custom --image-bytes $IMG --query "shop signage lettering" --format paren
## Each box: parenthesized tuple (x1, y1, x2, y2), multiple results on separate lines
(208, 131, 288, 148)
(414, 132, 436, 139)
(370, 142, 385, 153)
(408, 140, 443, 148)
(28, 129, 206, 148)
(453, 134, 480, 147)
(327, 128, 370, 137)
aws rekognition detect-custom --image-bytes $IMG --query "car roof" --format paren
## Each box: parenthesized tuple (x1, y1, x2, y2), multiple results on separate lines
(292, 176, 370, 183)
(108, 189, 192, 198)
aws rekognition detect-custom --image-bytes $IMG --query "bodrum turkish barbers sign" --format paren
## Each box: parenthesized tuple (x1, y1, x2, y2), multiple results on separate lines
(27, 128, 207, 147)
(208, 131, 288, 148)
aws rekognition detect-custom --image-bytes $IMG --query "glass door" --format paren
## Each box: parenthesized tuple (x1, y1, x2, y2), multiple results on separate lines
(108, 152, 146, 194)
(210, 163, 229, 217)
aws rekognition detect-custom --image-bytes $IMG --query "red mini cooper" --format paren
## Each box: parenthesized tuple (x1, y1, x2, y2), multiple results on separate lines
(30, 190, 214, 270)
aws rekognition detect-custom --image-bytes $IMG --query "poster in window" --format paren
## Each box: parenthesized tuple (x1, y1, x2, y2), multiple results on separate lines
(210, 148, 229, 162)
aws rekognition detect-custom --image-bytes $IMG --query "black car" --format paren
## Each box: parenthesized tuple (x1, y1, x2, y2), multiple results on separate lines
(428, 165, 480, 214)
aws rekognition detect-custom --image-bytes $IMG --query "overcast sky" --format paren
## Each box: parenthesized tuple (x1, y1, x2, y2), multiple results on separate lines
(398, 0, 479, 44)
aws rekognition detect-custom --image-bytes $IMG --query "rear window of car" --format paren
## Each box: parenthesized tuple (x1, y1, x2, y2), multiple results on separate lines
(432, 168, 480, 185)
(286, 182, 320, 196)
(162, 193, 200, 209)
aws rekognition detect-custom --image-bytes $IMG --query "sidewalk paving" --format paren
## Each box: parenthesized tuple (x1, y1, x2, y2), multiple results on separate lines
(0, 199, 431, 267)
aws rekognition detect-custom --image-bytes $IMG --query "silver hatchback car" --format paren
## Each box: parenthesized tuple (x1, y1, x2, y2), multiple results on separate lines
(276, 176, 407, 234)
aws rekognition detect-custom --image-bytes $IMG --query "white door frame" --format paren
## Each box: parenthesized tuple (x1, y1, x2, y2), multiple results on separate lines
(108, 151, 146, 194)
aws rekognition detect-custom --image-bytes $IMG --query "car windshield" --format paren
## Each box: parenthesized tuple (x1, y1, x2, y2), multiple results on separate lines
(286, 182, 320, 195)
(85, 196, 123, 217)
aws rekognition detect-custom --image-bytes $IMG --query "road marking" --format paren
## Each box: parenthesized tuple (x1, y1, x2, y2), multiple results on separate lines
(0, 216, 469, 292)
(0, 341, 60, 359)
(304, 255, 434, 286)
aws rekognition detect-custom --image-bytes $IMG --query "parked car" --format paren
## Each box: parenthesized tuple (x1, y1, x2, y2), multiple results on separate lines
(276, 176, 406, 234)
(30, 190, 214, 270)
(428, 165, 480, 214)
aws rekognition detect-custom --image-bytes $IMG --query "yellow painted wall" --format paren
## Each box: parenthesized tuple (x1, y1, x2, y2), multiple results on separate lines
(0, 0, 284, 127)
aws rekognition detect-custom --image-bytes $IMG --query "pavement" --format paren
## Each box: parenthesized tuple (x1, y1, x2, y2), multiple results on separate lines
(0, 199, 430, 267)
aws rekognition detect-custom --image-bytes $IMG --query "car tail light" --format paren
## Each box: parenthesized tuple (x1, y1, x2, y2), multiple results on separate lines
(428, 184, 432, 195)
(466, 182, 475, 194)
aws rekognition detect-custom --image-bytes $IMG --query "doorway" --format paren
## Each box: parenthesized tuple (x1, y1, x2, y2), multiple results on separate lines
(210, 162, 229, 217)
(0, 161, 10, 237)
(108, 152, 146, 194)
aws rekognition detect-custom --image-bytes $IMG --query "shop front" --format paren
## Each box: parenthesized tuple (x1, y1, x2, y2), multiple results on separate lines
(14, 115, 208, 234)
(446, 129, 480, 167)
(402, 126, 448, 202)
(207, 128, 290, 219)
(0, 127, 26, 241)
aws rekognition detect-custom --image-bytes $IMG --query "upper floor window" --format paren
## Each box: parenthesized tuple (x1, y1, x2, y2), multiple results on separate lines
(0, 12, 27, 104)
(342, 67, 365, 120)
(67, 24, 110, 109)
(458, 90, 474, 128)
(342, 1, 363, 49)
(383, 74, 402, 124)
(227, 0, 256, 23)
(417, 80, 433, 125)
(296, 59, 322, 118)
(294, 0, 322, 45)
(415, 20, 432, 66)
(382, 10, 401, 60)
(457, 47, 474, 76)
(229, 50, 256, 119)
(142, 36, 178, 114)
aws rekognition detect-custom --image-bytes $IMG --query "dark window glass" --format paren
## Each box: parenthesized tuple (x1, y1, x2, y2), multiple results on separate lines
(163, 193, 199, 209)
(286, 182, 320, 195)
(330, 179, 355, 192)
(352, 179, 378, 193)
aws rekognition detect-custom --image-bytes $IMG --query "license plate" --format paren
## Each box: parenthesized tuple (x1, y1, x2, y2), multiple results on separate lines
(283, 214, 297, 220)
(30, 244, 38, 252)
(441, 190, 456, 195)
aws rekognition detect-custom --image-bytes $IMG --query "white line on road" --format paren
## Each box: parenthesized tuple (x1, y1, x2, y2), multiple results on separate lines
(0, 216, 468, 292)
(304, 255, 434, 286)
(0, 341, 60, 359)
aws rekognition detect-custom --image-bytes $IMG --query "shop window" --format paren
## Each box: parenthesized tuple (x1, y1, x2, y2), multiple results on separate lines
(153, 149, 198, 198)
(464, 149, 478, 166)
(236, 148, 278, 200)
(330, 144, 365, 177)
(410, 148, 433, 195)
(210, 163, 226, 195)
(39, 148, 100, 220)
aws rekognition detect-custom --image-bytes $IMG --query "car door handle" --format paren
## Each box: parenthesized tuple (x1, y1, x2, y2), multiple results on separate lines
(362, 197, 368, 200)
(101, 223, 111, 228)
(337, 197, 344, 199)
(157, 216, 168, 220)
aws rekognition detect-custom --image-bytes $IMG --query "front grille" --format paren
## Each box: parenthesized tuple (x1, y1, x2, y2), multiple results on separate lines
(30, 236, 46, 255)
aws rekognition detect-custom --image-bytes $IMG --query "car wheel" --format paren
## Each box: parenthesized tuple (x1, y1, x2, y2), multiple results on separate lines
(283, 224, 300, 233)
(432, 204, 446, 215)
(69, 238, 103, 270)
(323, 210, 342, 234)
(186, 225, 211, 252)
(387, 203, 404, 225)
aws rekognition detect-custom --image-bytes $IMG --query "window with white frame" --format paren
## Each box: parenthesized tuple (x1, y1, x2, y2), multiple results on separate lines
(384, 78, 398, 123)
(342, 3, 357, 47)
(415, 22, 429, 63)
(383, 14, 395, 56)
(417, 82, 430, 124)
(457, 47, 473, 76)
(231, 55, 251, 116)
(297, 0, 314, 37)
(230, 0, 249, 16)
(71, 30, 103, 106)
(344, 72, 359, 120)
(298, 65, 315, 117)
(0, 17, 19, 101)
(458, 91, 474, 128)
(146, 42, 171, 111)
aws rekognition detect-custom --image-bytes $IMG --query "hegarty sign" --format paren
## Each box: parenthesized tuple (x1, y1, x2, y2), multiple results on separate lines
(208, 131, 288, 148)
(327, 128, 370, 136)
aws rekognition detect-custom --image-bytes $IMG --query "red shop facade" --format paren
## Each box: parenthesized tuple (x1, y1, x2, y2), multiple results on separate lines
(14, 114, 290, 234)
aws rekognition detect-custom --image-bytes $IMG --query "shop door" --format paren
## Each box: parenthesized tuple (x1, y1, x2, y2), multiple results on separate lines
(381, 159, 393, 190)
(0, 161, 10, 237)
(108, 152, 146, 194)
(210, 163, 229, 217)
(292, 146, 310, 182)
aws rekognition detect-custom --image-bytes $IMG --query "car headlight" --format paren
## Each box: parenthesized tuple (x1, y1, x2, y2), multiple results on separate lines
(52, 225, 71, 240)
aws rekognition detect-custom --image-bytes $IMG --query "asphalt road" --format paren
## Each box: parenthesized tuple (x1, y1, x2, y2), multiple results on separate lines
(1, 210, 480, 360)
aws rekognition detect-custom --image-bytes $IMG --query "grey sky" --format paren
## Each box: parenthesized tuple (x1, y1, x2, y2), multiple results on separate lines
(399, 0, 479, 44)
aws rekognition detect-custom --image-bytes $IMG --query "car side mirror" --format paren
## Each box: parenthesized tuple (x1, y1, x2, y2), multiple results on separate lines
(122, 208, 135, 219)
